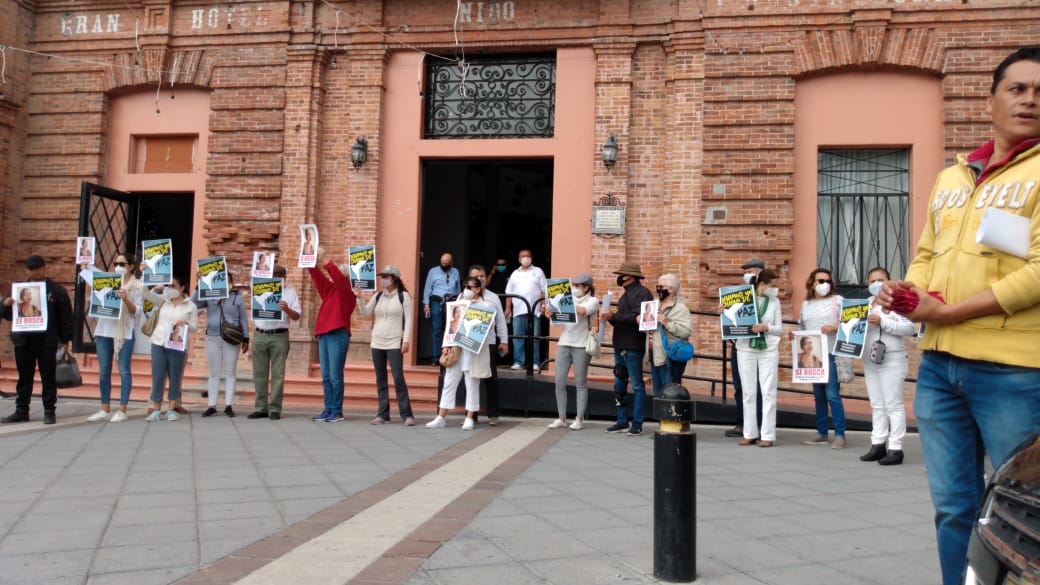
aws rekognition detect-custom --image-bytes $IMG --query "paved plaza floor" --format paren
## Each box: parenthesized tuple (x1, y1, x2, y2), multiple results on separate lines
(0, 397, 940, 585)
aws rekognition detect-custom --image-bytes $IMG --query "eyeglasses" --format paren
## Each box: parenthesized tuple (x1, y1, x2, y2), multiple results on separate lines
(113, 262, 127, 267)
(815, 279, 832, 284)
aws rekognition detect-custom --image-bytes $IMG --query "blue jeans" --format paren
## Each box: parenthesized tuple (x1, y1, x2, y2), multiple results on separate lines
(811, 353, 846, 437)
(511, 314, 541, 368)
(914, 351, 1040, 585)
(318, 328, 350, 415)
(150, 344, 187, 403)
(614, 349, 646, 424)
(430, 300, 444, 362)
(96, 335, 134, 406)
(651, 359, 688, 397)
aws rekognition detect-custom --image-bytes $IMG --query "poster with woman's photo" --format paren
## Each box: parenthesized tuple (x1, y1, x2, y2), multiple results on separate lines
(442, 300, 470, 347)
(196, 256, 229, 300)
(141, 238, 173, 285)
(164, 322, 188, 352)
(89, 271, 124, 319)
(719, 284, 760, 340)
(298, 224, 319, 268)
(792, 330, 829, 384)
(454, 304, 496, 354)
(347, 245, 376, 290)
(545, 278, 576, 325)
(251, 277, 284, 321)
(76, 236, 96, 265)
(11, 282, 47, 332)
(832, 298, 871, 359)
(252, 252, 275, 278)
(638, 300, 659, 332)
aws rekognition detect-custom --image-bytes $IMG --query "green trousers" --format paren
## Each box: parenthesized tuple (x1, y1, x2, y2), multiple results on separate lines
(252, 330, 290, 413)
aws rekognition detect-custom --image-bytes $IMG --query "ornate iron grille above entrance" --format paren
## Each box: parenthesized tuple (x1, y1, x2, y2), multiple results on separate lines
(424, 54, 556, 139)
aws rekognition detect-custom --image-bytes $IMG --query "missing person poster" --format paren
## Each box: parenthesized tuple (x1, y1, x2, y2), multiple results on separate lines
(196, 256, 229, 300)
(164, 323, 188, 352)
(141, 239, 173, 285)
(454, 303, 496, 354)
(11, 282, 48, 333)
(298, 224, 319, 268)
(792, 330, 829, 384)
(638, 300, 659, 332)
(89, 271, 123, 319)
(76, 236, 96, 265)
(251, 277, 284, 321)
(347, 245, 376, 290)
(833, 298, 871, 359)
(442, 300, 470, 348)
(545, 278, 576, 325)
(719, 284, 760, 340)
(252, 252, 275, 279)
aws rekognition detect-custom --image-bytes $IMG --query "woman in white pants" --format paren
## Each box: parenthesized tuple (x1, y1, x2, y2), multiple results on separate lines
(735, 269, 783, 447)
(543, 272, 599, 431)
(427, 278, 494, 431)
(192, 272, 249, 418)
(860, 267, 916, 466)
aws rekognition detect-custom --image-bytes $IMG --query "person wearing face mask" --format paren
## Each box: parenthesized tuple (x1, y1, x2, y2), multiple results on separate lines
(601, 261, 654, 436)
(791, 267, 847, 448)
(356, 265, 415, 426)
(505, 249, 547, 372)
(142, 275, 198, 421)
(543, 273, 599, 430)
(192, 271, 250, 418)
(724, 259, 766, 438)
(79, 253, 142, 423)
(0, 255, 74, 425)
(859, 267, 916, 466)
(426, 277, 496, 430)
(487, 258, 510, 295)
(422, 253, 460, 366)
(466, 265, 508, 426)
(734, 269, 783, 447)
(650, 274, 694, 397)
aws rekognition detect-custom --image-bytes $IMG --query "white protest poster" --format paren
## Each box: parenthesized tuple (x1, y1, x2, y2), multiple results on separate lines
(76, 236, 96, 265)
(442, 300, 470, 347)
(638, 300, 659, 332)
(792, 330, 829, 384)
(11, 282, 48, 333)
(252, 251, 275, 278)
(298, 225, 319, 268)
(164, 323, 188, 352)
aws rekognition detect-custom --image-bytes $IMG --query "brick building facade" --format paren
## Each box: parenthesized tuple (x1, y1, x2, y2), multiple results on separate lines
(1, 0, 1038, 375)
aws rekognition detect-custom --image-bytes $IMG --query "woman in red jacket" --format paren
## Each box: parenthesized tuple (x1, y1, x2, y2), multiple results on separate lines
(307, 247, 357, 422)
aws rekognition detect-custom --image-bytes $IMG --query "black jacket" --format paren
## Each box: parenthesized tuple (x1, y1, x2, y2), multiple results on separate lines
(2, 279, 74, 347)
(609, 280, 653, 351)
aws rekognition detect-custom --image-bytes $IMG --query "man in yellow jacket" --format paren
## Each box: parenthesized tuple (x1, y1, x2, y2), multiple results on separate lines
(882, 48, 1040, 585)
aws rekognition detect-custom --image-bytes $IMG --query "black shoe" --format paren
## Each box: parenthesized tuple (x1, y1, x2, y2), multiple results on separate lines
(1, 411, 29, 424)
(201, 407, 218, 417)
(201, 390, 209, 398)
(859, 444, 887, 462)
(224, 405, 236, 418)
(43, 412, 56, 425)
(878, 450, 904, 466)
(626, 424, 643, 437)
(724, 425, 743, 438)
(270, 412, 281, 420)
(247, 411, 269, 419)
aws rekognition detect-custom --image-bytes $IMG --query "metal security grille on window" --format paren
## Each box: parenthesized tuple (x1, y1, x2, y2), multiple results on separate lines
(424, 55, 556, 139)
(817, 150, 910, 294)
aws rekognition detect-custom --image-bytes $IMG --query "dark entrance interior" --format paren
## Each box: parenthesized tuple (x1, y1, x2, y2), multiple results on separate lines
(135, 192, 195, 281)
(417, 159, 554, 362)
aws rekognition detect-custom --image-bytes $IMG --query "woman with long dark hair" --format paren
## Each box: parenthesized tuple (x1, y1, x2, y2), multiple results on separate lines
(792, 267, 847, 448)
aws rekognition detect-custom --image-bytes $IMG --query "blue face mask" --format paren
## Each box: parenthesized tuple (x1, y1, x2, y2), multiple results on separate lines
(496, 265, 506, 273)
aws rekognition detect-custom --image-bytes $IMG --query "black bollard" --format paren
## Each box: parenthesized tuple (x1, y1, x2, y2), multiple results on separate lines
(652, 384, 696, 582)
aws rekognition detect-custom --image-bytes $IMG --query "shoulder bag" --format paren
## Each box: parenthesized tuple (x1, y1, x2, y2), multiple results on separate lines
(439, 346, 461, 368)
(658, 326, 695, 362)
(218, 298, 245, 346)
(585, 315, 601, 359)
(140, 300, 162, 337)
(55, 346, 82, 388)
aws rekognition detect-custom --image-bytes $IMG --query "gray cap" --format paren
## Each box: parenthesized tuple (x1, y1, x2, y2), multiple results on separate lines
(740, 259, 765, 270)
(572, 273, 594, 286)
(377, 265, 401, 278)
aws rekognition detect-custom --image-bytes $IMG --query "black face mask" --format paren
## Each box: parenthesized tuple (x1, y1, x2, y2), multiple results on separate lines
(656, 287, 670, 300)
(440, 264, 451, 272)
(616, 275, 627, 287)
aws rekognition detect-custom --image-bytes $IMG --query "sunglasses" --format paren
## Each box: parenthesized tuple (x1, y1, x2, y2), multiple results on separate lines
(815, 279, 832, 284)
(114, 262, 128, 267)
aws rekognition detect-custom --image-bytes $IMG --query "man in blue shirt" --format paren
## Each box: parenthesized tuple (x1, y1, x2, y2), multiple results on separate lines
(422, 252, 461, 365)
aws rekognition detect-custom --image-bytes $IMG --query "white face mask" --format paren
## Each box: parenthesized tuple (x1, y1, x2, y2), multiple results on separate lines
(163, 286, 180, 300)
(114, 266, 128, 276)
(573, 286, 586, 298)
(379, 277, 392, 289)
(742, 273, 755, 285)
(765, 287, 779, 298)
(814, 282, 831, 297)
(462, 289, 475, 301)
(520, 257, 532, 268)
(868, 281, 884, 297)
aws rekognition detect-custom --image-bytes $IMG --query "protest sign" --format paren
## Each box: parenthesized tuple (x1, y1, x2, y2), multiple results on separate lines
(442, 300, 470, 347)
(719, 284, 760, 340)
(89, 271, 123, 319)
(298, 225, 319, 268)
(252, 252, 275, 278)
(545, 278, 576, 325)
(347, 245, 376, 290)
(164, 323, 188, 352)
(251, 277, 284, 321)
(76, 236, 96, 265)
(454, 303, 496, 354)
(792, 330, 829, 384)
(141, 239, 173, 285)
(11, 282, 47, 333)
(638, 300, 659, 332)
(196, 256, 229, 300)
(833, 298, 871, 359)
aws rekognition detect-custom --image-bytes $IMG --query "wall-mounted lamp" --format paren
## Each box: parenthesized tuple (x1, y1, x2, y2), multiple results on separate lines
(602, 135, 618, 169)
(350, 137, 369, 171)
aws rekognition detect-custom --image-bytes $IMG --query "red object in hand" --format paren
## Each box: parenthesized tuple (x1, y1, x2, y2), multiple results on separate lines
(891, 288, 946, 314)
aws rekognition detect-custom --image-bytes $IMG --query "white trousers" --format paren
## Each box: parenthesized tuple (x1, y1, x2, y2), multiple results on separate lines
(206, 336, 239, 406)
(736, 348, 778, 441)
(862, 350, 908, 450)
(439, 362, 480, 413)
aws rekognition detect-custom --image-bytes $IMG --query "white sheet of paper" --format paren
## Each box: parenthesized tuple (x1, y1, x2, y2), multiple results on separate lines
(976, 207, 1030, 259)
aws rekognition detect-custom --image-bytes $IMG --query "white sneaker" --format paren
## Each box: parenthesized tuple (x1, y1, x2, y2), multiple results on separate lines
(509, 364, 522, 370)
(166, 410, 180, 421)
(145, 411, 161, 422)
(547, 418, 566, 429)
(425, 416, 446, 429)
(533, 365, 540, 373)
(109, 411, 128, 423)
(87, 409, 110, 422)
(461, 418, 474, 431)
(569, 420, 584, 431)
